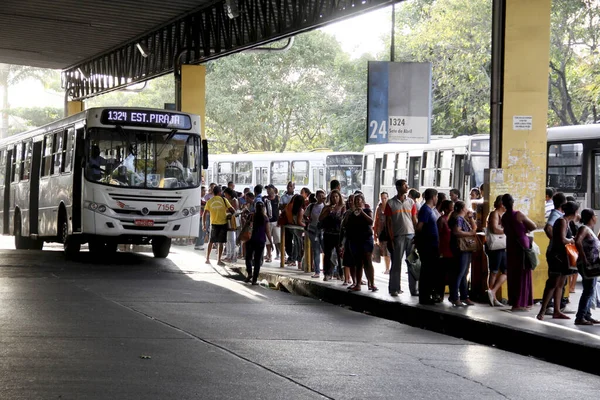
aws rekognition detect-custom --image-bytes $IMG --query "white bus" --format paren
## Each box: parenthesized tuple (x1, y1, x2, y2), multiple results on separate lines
(362, 135, 489, 207)
(0, 107, 203, 258)
(206, 151, 363, 196)
(547, 124, 600, 219)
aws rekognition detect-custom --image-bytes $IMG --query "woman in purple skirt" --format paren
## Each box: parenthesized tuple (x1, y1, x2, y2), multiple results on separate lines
(501, 194, 537, 311)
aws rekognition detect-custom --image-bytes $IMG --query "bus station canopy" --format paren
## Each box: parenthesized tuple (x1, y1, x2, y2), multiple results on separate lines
(1, 0, 395, 100)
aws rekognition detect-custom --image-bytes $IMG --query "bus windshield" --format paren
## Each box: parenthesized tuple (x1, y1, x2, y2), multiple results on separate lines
(86, 128, 201, 189)
(326, 154, 363, 197)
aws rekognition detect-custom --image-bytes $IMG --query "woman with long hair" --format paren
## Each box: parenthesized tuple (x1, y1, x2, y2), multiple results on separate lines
(345, 193, 377, 291)
(448, 201, 477, 307)
(501, 194, 537, 312)
(286, 194, 306, 269)
(319, 189, 346, 281)
(374, 192, 391, 274)
(537, 201, 579, 319)
(485, 195, 507, 307)
(341, 194, 358, 285)
(573, 208, 600, 325)
(245, 202, 271, 285)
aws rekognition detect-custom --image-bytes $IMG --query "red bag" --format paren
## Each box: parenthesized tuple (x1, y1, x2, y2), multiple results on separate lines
(277, 210, 288, 227)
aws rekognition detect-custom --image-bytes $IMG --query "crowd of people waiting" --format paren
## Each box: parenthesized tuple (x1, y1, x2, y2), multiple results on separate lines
(194, 179, 599, 325)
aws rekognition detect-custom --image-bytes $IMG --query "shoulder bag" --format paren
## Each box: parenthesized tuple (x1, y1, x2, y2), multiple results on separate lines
(565, 243, 579, 270)
(578, 227, 600, 278)
(457, 218, 477, 252)
(458, 236, 478, 252)
(485, 228, 506, 251)
(521, 239, 539, 270)
(238, 214, 254, 244)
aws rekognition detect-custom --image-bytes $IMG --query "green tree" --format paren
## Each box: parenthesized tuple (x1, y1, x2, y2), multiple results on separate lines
(0, 64, 58, 138)
(388, 0, 492, 135)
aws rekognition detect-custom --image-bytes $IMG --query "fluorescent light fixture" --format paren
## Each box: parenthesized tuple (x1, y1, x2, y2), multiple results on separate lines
(136, 42, 150, 58)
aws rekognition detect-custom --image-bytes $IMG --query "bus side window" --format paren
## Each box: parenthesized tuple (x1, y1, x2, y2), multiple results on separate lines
(0, 149, 5, 185)
(12, 144, 20, 183)
(271, 161, 290, 186)
(291, 161, 308, 185)
(53, 131, 63, 174)
(61, 129, 73, 173)
(42, 134, 53, 177)
(21, 141, 32, 181)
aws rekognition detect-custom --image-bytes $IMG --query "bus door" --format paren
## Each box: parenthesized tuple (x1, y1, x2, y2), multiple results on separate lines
(454, 154, 466, 194)
(591, 151, 600, 231)
(312, 167, 325, 193)
(29, 141, 42, 236)
(408, 157, 421, 189)
(255, 167, 268, 186)
(2, 149, 11, 234)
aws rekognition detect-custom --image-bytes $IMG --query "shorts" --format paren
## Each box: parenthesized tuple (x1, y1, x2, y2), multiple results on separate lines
(486, 248, 507, 274)
(269, 222, 280, 244)
(210, 224, 228, 243)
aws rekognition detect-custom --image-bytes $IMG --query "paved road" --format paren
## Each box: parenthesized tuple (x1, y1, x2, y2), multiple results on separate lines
(0, 242, 598, 399)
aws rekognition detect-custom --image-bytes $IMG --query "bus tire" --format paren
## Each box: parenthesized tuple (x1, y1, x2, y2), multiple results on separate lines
(152, 237, 171, 258)
(59, 214, 80, 258)
(30, 239, 44, 250)
(14, 213, 28, 250)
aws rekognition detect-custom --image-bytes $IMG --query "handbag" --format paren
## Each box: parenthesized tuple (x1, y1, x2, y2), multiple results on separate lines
(238, 215, 254, 243)
(372, 243, 382, 264)
(485, 228, 506, 251)
(521, 239, 539, 270)
(407, 248, 421, 280)
(457, 236, 478, 252)
(579, 261, 600, 279)
(565, 243, 579, 270)
(226, 214, 237, 231)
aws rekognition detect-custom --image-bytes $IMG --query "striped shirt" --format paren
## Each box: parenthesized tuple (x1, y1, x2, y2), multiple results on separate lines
(384, 195, 417, 236)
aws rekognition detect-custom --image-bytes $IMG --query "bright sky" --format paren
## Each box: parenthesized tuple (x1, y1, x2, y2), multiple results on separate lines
(8, 5, 392, 109)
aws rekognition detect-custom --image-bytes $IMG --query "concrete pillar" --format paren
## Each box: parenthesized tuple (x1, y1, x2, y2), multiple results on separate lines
(487, 0, 552, 300)
(180, 65, 206, 140)
(66, 101, 84, 117)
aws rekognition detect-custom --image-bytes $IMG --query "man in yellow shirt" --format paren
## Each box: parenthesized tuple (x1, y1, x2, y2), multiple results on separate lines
(204, 186, 235, 265)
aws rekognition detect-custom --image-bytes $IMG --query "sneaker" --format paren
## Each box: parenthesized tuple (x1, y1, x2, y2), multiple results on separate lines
(493, 299, 505, 307)
(544, 308, 554, 316)
(390, 291, 399, 297)
(561, 306, 576, 314)
(194, 246, 205, 251)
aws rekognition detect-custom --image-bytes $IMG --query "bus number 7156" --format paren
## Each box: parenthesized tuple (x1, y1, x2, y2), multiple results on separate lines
(158, 204, 175, 211)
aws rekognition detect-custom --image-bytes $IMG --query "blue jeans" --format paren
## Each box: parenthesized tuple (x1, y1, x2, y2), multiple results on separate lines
(576, 277, 597, 320)
(246, 240, 266, 283)
(389, 234, 415, 294)
(196, 214, 210, 246)
(450, 251, 471, 301)
(308, 231, 322, 274)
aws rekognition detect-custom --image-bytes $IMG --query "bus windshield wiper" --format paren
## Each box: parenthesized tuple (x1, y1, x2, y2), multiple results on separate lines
(157, 129, 178, 157)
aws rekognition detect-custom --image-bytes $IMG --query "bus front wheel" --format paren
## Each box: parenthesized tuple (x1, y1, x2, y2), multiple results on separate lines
(59, 217, 80, 258)
(152, 237, 171, 258)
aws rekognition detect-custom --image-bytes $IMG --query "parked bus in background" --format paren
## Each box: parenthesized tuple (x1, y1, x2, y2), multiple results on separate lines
(0, 107, 203, 258)
(206, 151, 362, 196)
(362, 135, 489, 208)
(547, 124, 600, 229)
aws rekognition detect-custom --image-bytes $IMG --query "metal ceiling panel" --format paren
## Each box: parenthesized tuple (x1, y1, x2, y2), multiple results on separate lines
(0, 0, 397, 99)
(0, 0, 214, 69)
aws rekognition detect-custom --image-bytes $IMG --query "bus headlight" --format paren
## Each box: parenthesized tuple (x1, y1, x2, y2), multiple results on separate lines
(189, 206, 200, 215)
(182, 208, 190, 217)
(98, 205, 107, 213)
(84, 201, 108, 213)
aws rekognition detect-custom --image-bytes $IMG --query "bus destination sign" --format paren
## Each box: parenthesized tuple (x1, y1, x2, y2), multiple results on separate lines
(100, 109, 192, 130)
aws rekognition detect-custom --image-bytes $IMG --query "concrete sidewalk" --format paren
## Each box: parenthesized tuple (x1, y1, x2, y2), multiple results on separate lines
(171, 244, 600, 375)
(227, 257, 600, 376)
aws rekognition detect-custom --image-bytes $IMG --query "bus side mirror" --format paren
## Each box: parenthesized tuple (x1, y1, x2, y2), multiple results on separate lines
(202, 139, 209, 170)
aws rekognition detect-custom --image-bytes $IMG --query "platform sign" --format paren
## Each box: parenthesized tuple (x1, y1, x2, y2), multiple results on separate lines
(367, 62, 432, 144)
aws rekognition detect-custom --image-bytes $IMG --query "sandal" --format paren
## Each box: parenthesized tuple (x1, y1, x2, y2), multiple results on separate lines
(575, 319, 593, 325)
(553, 312, 571, 319)
(349, 286, 361, 292)
(370, 286, 379, 292)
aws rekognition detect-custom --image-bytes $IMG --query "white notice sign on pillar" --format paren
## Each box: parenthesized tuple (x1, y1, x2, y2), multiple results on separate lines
(513, 116, 533, 130)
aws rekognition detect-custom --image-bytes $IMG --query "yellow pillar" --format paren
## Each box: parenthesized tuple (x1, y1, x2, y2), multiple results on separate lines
(180, 65, 206, 140)
(488, 0, 552, 300)
(66, 101, 83, 117)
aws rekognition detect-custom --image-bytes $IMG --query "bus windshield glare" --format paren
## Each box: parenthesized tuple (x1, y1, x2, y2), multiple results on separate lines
(86, 128, 201, 189)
